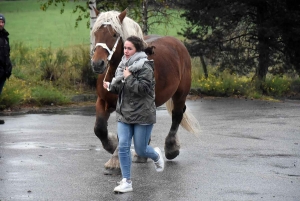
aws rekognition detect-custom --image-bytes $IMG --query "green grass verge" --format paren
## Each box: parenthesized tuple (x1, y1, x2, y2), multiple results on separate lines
(1, 0, 89, 49)
(1, 1, 184, 49)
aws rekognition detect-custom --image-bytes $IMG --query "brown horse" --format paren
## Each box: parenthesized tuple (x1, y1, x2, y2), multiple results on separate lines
(90, 9, 200, 171)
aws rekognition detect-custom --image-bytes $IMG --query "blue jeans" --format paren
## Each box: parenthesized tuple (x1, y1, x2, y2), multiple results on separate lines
(0, 78, 6, 95)
(117, 122, 158, 179)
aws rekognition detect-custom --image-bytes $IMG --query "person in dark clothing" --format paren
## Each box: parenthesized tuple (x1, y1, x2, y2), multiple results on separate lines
(0, 14, 12, 124)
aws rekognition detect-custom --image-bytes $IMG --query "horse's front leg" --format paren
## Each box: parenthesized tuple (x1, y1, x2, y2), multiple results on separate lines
(94, 116, 118, 154)
(164, 108, 185, 160)
(94, 98, 119, 169)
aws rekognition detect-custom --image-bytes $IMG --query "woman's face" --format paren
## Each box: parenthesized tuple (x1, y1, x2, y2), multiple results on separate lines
(124, 41, 137, 59)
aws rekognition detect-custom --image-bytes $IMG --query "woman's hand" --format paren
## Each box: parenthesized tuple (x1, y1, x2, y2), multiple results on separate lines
(123, 67, 131, 79)
(103, 81, 110, 90)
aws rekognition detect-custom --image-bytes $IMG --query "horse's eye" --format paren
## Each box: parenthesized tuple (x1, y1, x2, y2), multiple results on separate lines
(113, 33, 117, 37)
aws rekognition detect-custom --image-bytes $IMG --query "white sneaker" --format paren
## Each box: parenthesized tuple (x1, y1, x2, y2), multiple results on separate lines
(114, 178, 133, 193)
(154, 147, 164, 172)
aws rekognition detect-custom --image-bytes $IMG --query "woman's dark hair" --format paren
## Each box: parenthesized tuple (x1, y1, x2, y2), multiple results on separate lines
(126, 35, 155, 55)
(126, 35, 144, 52)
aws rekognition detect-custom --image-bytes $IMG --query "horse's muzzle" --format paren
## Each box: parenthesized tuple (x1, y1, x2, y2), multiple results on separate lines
(91, 59, 106, 74)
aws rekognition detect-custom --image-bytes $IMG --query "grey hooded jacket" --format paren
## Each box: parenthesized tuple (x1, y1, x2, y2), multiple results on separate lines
(109, 55, 156, 124)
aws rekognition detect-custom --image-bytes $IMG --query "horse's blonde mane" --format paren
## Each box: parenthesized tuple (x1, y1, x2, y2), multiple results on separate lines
(91, 10, 146, 47)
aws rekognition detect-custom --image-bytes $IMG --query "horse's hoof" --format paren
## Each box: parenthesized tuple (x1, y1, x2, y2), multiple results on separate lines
(103, 168, 121, 176)
(132, 156, 148, 163)
(131, 149, 148, 163)
(165, 150, 180, 160)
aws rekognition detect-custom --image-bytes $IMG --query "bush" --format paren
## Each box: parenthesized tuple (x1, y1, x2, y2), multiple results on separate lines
(70, 46, 97, 88)
(0, 43, 96, 110)
(192, 65, 252, 97)
(263, 75, 291, 97)
(191, 57, 299, 99)
(29, 85, 71, 106)
(39, 47, 69, 81)
(0, 76, 31, 109)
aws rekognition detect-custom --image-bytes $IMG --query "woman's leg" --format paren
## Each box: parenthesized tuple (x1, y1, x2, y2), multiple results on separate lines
(117, 122, 134, 179)
(133, 124, 159, 161)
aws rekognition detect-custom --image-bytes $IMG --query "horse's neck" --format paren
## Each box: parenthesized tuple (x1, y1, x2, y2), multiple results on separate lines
(107, 61, 120, 81)
(107, 45, 124, 81)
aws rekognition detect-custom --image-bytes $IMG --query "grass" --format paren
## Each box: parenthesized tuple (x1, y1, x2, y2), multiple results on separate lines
(0, 1, 184, 49)
(1, 0, 89, 49)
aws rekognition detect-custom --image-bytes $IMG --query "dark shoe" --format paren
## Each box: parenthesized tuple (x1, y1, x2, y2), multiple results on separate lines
(0, 120, 4, 124)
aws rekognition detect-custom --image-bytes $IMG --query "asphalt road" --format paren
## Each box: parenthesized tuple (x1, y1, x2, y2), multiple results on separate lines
(0, 97, 299, 201)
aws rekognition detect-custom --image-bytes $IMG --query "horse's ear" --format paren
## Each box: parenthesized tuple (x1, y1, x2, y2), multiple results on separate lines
(118, 9, 127, 23)
(92, 6, 100, 16)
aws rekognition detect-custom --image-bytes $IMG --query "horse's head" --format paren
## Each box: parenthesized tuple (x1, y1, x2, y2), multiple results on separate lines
(90, 9, 127, 74)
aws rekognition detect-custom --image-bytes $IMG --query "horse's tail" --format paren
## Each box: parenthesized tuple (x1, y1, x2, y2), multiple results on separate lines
(165, 99, 201, 136)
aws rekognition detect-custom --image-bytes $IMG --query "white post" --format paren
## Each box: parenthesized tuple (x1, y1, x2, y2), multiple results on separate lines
(89, 0, 97, 56)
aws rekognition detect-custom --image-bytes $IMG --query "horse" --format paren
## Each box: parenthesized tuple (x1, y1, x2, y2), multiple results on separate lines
(90, 9, 200, 172)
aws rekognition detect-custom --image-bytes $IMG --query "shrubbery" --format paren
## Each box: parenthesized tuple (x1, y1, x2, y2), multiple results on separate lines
(191, 57, 300, 99)
(0, 42, 97, 109)
(1, 43, 300, 110)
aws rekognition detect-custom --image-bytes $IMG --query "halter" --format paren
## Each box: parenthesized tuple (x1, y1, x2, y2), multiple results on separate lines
(92, 22, 121, 80)
(92, 22, 121, 61)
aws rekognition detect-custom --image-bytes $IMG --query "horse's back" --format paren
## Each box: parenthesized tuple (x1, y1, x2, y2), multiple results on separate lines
(144, 35, 192, 107)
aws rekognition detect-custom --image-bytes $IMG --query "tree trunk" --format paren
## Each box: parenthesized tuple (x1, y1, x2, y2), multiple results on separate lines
(89, 0, 97, 56)
(142, 0, 148, 35)
(255, 3, 269, 81)
(200, 55, 208, 79)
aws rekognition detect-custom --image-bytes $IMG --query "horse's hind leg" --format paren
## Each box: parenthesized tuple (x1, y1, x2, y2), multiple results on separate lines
(104, 146, 121, 175)
(132, 138, 151, 163)
(164, 99, 186, 160)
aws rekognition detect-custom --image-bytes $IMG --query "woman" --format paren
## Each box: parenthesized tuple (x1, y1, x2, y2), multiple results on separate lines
(103, 35, 164, 193)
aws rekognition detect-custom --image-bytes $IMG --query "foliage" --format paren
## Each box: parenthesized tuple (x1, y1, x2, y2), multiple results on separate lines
(192, 67, 253, 97)
(40, 0, 92, 28)
(30, 85, 70, 106)
(263, 75, 291, 97)
(39, 47, 69, 81)
(70, 46, 98, 88)
(39, 0, 141, 28)
(179, 0, 300, 81)
(39, 0, 182, 34)
(0, 78, 70, 108)
(0, 77, 27, 109)
(0, 42, 94, 109)
(190, 58, 297, 99)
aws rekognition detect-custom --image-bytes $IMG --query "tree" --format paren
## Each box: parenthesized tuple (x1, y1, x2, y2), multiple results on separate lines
(139, 0, 181, 35)
(40, 0, 141, 28)
(40, 0, 180, 35)
(179, 0, 300, 81)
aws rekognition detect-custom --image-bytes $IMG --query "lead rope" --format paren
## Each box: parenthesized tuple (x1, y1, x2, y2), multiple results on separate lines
(103, 63, 110, 82)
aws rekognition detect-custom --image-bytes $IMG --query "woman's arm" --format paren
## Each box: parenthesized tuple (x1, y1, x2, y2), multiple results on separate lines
(124, 62, 154, 96)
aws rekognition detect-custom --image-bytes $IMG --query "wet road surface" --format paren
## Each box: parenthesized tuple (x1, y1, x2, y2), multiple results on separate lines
(0, 97, 299, 201)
